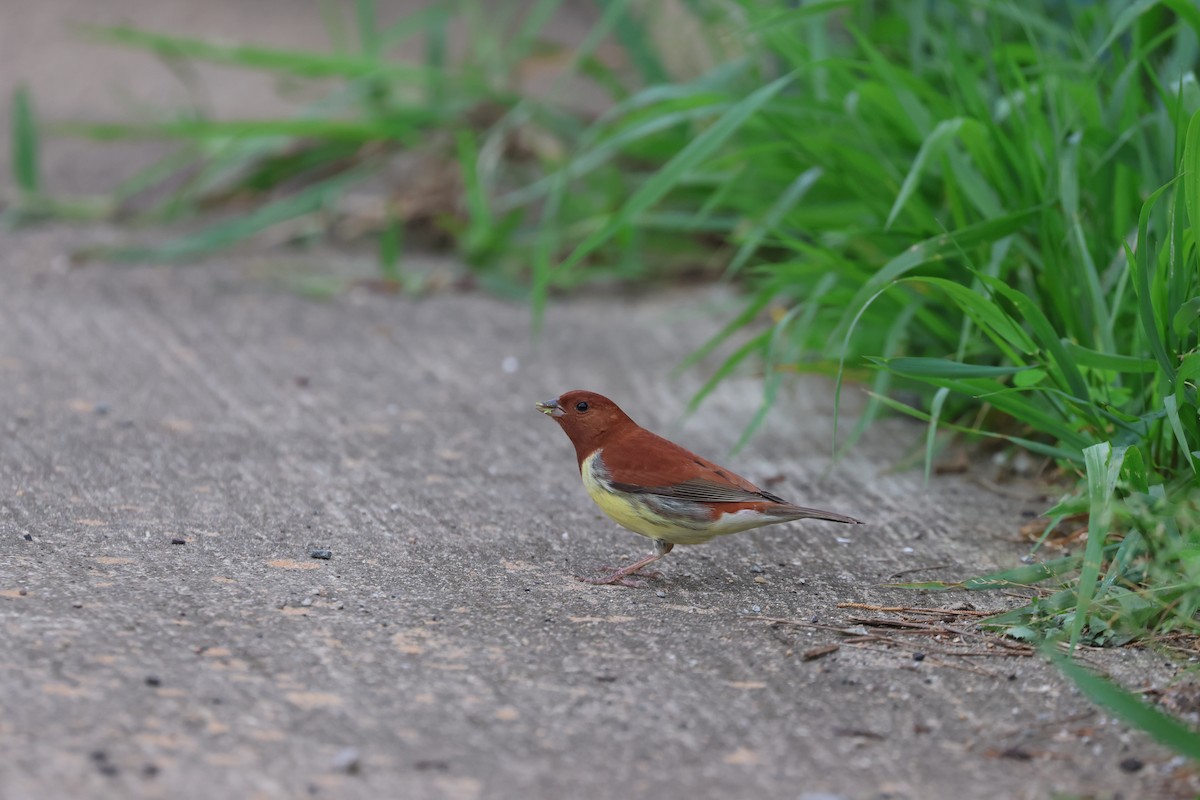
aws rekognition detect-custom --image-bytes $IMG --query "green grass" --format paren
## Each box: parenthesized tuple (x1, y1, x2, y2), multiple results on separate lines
(6, 0, 1200, 755)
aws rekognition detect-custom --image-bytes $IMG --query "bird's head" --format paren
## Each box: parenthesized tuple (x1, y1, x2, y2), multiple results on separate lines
(536, 390, 635, 463)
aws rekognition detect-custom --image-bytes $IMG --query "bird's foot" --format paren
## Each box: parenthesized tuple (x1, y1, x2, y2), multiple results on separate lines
(578, 546, 671, 589)
(577, 571, 651, 589)
(597, 566, 663, 581)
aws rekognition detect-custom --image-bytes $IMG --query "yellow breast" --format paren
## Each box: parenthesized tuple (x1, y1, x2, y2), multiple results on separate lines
(580, 450, 719, 544)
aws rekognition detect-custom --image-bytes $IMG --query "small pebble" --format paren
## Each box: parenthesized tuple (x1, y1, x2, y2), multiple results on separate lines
(310, 549, 333, 560)
(90, 750, 118, 776)
(171, 538, 186, 545)
(72, 601, 83, 609)
(144, 675, 161, 687)
(655, 590, 666, 598)
(912, 652, 926, 662)
(23, 534, 33, 542)
(301, 598, 313, 607)
(836, 537, 852, 545)
(901, 546, 915, 554)
(750, 564, 764, 574)
(1119, 757, 1143, 773)
(750, 605, 762, 613)
(331, 747, 362, 774)
(94, 403, 110, 416)
(501, 356, 519, 374)
(141, 763, 160, 778)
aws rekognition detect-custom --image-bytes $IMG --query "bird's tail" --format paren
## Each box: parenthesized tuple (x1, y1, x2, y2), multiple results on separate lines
(773, 504, 862, 525)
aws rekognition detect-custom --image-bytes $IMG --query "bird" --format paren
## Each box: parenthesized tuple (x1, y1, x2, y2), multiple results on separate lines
(536, 389, 861, 587)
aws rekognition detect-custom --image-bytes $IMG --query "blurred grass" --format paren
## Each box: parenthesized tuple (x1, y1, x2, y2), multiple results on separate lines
(5, 0, 1200, 751)
(11, 85, 40, 195)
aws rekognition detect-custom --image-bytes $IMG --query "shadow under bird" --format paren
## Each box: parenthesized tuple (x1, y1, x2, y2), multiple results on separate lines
(537, 390, 862, 587)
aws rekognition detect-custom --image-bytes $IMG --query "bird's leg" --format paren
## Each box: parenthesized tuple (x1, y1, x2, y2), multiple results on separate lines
(580, 540, 674, 588)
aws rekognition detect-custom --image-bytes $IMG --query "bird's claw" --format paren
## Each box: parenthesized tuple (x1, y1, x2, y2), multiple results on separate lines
(598, 566, 663, 580)
(576, 572, 652, 588)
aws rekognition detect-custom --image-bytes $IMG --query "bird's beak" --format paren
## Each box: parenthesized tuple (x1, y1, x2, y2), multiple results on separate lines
(535, 399, 563, 418)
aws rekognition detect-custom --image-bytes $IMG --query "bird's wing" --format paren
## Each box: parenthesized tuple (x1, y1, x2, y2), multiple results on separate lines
(610, 476, 783, 504)
(601, 427, 786, 504)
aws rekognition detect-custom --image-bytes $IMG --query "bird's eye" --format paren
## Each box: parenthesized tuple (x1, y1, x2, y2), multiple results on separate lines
(575, 401, 589, 413)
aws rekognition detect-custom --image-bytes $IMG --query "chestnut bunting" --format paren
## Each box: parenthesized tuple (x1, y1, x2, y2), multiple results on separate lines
(537, 390, 861, 587)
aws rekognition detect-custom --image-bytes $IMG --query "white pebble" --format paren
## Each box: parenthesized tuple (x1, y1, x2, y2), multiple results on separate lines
(501, 356, 519, 373)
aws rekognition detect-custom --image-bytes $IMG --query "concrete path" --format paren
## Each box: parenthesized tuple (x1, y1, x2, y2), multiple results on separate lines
(0, 2, 1191, 798)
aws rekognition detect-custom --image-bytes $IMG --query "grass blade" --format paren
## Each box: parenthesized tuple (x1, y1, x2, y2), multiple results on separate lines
(551, 71, 795, 278)
(724, 166, 822, 278)
(11, 85, 40, 195)
(886, 118, 969, 230)
(923, 386, 950, 485)
(1130, 178, 1182, 383)
(93, 169, 367, 262)
(1069, 443, 1126, 652)
(1050, 649, 1200, 761)
(78, 25, 431, 82)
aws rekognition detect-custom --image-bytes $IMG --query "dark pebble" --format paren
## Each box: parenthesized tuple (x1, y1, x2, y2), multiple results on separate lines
(142, 763, 160, 778)
(310, 549, 333, 560)
(145, 675, 161, 687)
(72, 601, 83, 609)
(414, 760, 450, 772)
(912, 652, 925, 662)
(23, 534, 32, 542)
(170, 538, 186, 545)
(1119, 757, 1144, 773)
(88, 750, 119, 776)
(94, 404, 110, 416)
(331, 747, 361, 774)
(1000, 747, 1032, 761)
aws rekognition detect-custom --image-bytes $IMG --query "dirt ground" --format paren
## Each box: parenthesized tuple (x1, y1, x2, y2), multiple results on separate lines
(0, 2, 1195, 799)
